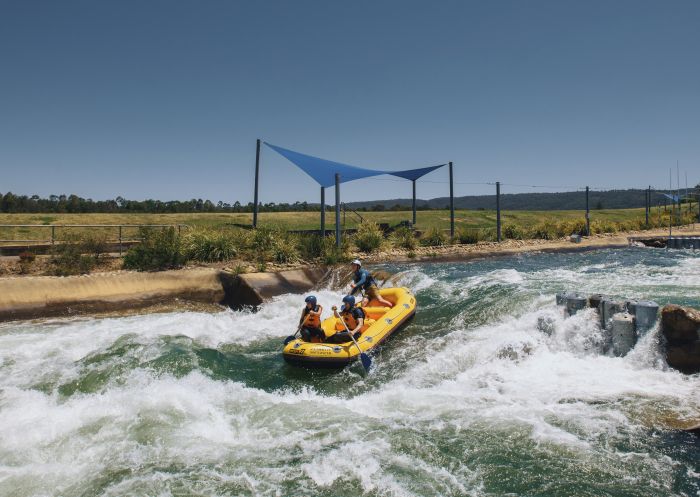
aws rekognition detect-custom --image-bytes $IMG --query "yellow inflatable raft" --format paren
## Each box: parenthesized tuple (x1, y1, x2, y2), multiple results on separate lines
(282, 287, 416, 368)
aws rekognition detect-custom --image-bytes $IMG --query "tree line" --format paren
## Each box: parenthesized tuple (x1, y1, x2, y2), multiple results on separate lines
(0, 192, 327, 214)
(0, 192, 440, 214)
(1, 187, 696, 214)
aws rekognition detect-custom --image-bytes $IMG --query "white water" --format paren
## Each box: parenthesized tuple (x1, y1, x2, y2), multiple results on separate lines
(0, 249, 698, 496)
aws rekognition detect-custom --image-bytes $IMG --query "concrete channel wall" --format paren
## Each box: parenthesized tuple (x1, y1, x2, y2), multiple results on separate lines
(0, 266, 330, 322)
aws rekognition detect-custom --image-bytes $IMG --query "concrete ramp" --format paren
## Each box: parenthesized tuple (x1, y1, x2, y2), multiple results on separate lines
(0, 266, 330, 321)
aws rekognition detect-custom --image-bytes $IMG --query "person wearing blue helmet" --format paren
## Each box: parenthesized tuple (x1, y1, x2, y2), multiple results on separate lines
(327, 294, 365, 344)
(299, 295, 324, 342)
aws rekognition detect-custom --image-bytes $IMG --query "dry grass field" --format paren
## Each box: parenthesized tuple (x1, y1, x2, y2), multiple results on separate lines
(0, 206, 695, 245)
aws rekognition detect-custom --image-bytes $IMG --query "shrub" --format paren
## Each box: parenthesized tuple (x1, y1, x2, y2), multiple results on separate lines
(552, 219, 587, 238)
(390, 226, 417, 250)
(81, 232, 109, 262)
(354, 222, 384, 253)
(527, 222, 558, 240)
(183, 228, 238, 262)
(18, 251, 36, 263)
(455, 228, 481, 244)
(272, 232, 300, 263)
(250, 226, 277, 262)
(244, 226, 301, 263)
(18, 251, 36, 275)
(123, 227, 185, 271)
(295, 233, 348, 263)
(590, 220, 617, 235)
(297, 234, 334, 260)
(420, 227, 447, 247)
(481, 229, 498, 242)
(502, 224, 524, 240)
(49, 237, 95, 276)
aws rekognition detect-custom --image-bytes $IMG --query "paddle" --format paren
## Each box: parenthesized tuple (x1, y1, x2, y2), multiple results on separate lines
(284, 313, 310, 345)
(333, 306, 371, 372)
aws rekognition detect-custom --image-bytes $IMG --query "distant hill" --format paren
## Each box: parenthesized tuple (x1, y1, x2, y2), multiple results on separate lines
(346, 189, 659, 211)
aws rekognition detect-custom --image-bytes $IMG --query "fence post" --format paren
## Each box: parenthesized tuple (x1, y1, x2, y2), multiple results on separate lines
(253, 138, 261, 228)
(118, 226, 123, 256)
(51, 225, 55, 245)
(496, 181, 501, 242)
(585, 186, 590, 236)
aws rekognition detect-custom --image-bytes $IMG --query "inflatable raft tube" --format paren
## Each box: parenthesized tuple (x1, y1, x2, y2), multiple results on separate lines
(282, 287, 416, 368)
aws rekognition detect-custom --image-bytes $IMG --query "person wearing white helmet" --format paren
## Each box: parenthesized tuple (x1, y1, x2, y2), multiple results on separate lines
(349, 259, 393, 308)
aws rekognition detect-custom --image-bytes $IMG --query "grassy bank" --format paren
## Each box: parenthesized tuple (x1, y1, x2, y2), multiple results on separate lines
(0, 205, 697, 277)
(1, 206, 697, 244)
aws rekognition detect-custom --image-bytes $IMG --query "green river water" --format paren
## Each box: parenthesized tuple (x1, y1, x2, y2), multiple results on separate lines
(0, 248, 698, 496)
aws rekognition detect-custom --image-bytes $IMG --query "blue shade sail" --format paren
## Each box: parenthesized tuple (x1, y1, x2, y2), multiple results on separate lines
(264, 142, 388, 188)
(388, 164, 446, 181)
(662, 193, 680, 202)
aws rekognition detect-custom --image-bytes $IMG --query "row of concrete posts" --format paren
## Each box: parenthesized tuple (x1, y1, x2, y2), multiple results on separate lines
(556, 292, 659, 356)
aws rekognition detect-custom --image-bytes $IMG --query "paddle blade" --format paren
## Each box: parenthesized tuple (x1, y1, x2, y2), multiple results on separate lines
(283, 335, 296, 345)
(360, 352, 372, 371)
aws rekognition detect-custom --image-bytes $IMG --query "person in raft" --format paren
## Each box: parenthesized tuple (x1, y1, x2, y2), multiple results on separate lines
(299, 295, 325, 342)
(349, 259, 393, 307)
(327, 295, 365, 344)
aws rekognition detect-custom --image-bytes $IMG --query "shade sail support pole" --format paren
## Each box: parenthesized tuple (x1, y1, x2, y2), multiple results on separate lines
(335, 173, 341, 248)
(449, 162, 455, 238)
(320, 187, 326, 236)
(253, 139, 261, 228)
(412, 179, 417, 226)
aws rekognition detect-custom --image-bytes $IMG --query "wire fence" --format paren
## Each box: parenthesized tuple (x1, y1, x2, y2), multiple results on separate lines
(0, 184, 698, 251)
(0, 224, 188, 254)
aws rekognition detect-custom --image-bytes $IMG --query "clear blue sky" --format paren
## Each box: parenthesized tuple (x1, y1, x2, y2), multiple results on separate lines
(1, 0, 698, 204)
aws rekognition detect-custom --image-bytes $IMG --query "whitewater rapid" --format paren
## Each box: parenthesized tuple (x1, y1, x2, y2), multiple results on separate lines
(0, 248, 698, 496)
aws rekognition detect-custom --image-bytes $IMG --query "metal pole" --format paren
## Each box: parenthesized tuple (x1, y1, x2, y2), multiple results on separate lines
(51, 225, 55, 245)
(118, 226, 122, 256)
(412, 179, 417, 227)
(669, 168, 673, 236)
(585, 186, 590, 236)
(320, 187, 325, 236)
(449, 162, 454, 238)
(496, 181, 501, 242)
(335, 173, 341, 248)
(645, 186, 650, 226)
(253, 139, 261, 228)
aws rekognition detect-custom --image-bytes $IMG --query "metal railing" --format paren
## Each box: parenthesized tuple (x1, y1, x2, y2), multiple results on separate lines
(340, 203, 365, 226)
(0, 224, 188, 255)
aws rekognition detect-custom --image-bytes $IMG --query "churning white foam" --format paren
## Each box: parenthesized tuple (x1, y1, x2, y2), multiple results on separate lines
(1, 250, 699, 496)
